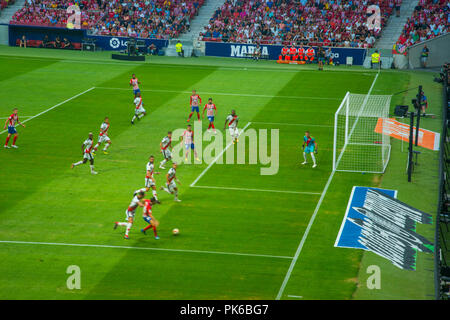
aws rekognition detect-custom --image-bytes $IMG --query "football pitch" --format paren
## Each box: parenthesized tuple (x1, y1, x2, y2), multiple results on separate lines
(0, 46, 441, 299)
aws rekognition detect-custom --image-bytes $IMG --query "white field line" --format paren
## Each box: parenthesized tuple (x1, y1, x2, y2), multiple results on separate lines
(192, 185, 321, 196)
(0, 240, 293, 260)
(287, 295, 303, 299)
(190, 122, 252, 187)
(94, 86, 340, 101)
(275, 71, 380, 300)
(252, 121, 333, 128)
(0, 87, 95, 135)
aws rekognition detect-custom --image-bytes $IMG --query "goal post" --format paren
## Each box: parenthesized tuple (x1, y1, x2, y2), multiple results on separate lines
(333, 92, 392, 173)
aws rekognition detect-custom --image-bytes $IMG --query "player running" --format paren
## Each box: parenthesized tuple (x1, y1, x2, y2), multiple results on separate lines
(160, 163, 181, 202)
(145, 155, 161, 203)
(159, 131, 173, 169)
(93, 117, 111, 155)
(114, 188, 146, 239)
(71, 133, 98, 174)
(181, 124, 199, 162)
(187, 90, 202, 122)
(140, 198, 160, 240)
(129, 74, 141, 97)
(4, 108, 26, 149)
(224, 109, 239, 144)
(302, 131, 318, 168)
(202, 98, 217, 133)
(131, 92, 146, 124)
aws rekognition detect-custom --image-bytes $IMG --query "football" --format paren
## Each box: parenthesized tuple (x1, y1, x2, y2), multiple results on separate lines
(172, 228, 179, 235)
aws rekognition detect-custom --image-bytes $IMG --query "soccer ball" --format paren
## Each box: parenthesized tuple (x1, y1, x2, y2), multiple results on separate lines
(172, 228, 179, 235)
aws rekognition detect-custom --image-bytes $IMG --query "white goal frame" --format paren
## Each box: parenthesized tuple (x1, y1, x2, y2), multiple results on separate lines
(333, 92, 392, 173)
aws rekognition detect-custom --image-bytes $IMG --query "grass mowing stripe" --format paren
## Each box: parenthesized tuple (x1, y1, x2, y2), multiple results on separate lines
(94, 86, 340, 101)
(190, 122, 252, 187)
(0, 87, 95, 135)
(192, 185, 321, 195)
(0, 240, 294, 260)
(275, 71, 380, 300)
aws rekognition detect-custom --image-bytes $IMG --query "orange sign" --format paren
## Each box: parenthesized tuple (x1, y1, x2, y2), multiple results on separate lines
(375, 118, 440, 151)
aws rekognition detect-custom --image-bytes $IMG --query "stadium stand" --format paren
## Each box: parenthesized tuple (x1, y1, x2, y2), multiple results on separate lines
(10, 0, 205, 39)
(395, 0, 449, 50)
(199, 0, 396, 47)
(10, 0, 103, 29)
(92, 0, 204, 39)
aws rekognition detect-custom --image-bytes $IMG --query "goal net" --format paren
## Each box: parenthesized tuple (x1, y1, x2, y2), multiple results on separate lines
(333, 92, 391, 173)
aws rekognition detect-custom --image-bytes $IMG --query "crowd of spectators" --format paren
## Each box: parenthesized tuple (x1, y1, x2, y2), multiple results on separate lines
(10, 0, 204, 39)
(10, 0, 103, 29)
(199, 0, 396, 47)
(90, 0, 204, 39)
(394, 0, 448, 53)
(1, 0, 15, 11)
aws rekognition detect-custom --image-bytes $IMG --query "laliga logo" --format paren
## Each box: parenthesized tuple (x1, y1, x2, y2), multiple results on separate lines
(110, 37, 120, 49)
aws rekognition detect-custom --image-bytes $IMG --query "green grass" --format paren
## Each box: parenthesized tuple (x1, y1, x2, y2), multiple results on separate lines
(0, 46, 442, 299)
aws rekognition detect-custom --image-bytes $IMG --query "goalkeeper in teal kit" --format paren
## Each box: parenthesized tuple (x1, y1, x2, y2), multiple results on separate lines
(301, 131, 318, 168)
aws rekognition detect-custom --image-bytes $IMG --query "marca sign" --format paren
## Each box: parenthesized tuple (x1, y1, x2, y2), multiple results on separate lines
(230, 45, 269, 57)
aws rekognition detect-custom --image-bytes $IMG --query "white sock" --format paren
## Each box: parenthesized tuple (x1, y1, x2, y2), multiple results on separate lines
(117, 222, 127, 226)
(152, 190, 158, 200)
(73, 161, 83, 166)
(174, 190, 178, 200)
(132, 115, 137, 122)
(311, 153, 316, 165)
(162, 187, 170, 194)
(160, 159, 167, 166)
(138, 113, 145, 119)
(94, 143, 99, 150)
(103, 143, 110, 151)
(125, 222, 132, 236)
(90, 165, 95, 172)
(303, 153, 307, 162)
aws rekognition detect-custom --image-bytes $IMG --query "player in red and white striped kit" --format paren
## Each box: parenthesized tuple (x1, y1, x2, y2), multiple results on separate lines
(145, 155, 161, 203)
(202, 98, 217, 133)
(181, 125, 199, 162)
(93, 117, 111, 155)
(3, 108, 26, 149)
(160, 163, 181, 202)
(131, 92, 146, 124)
(70, 133, 98, 174)
(114, 188, 146, 239)
(159, 131, 173, 169)
(140, 198, 160, 240)
(187, 90, 202, 122)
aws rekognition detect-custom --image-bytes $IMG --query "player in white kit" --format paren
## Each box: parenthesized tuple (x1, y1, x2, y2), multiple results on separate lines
(159, 131, 172, 169)
(93, 117, 111, 155)
(160, 163, 181, 202)
(224, 109, 239, 144)
(114, 188, 146, 239)
(181, 124, 199, 162)
(131, 92, 146, 124)
(145, 155, 161, 203)
(70, 133, 98, 174)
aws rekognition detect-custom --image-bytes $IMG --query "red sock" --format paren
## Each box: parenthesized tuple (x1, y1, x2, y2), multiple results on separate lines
(211, 123, 215, 129)
(5, 136, 10, 146)
(12, 136, 17, 145)
(208, 123, 211, 129)
(152, 226, 158, 237)
(143, 224, 152, 231)
(197, 113, 200, 120)
(188, 112, 193, 120)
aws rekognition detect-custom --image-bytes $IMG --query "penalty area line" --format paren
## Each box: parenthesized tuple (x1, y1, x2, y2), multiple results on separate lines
(0, 240, 294, 260)
(0, 87, 95, 135)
